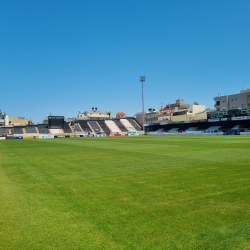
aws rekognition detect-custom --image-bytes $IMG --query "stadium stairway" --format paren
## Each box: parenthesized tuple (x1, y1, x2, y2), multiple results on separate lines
(88, 121, 103, 133)
(37, 124, 49, 134)
(105, 120, 121, 133)
(97, 120, 111, 133)
(78, 121, 92, 133)
(206, 126, 221, 132)
(113, 119, 128, 132)
(155, 128, 164, 132)
(120, 119, 137, 132)
(13, 126, 23, 134)
(232, 125, 241, 130)
(127, 118, 142, 131)
(64, 123, 73, 133)
(167, 128, 179, 132)
(71, 123, 83, 133)
(0, 127, 11, 135)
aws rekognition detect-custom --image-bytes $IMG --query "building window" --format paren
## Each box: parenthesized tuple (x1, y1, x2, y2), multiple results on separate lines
(222, 100, 225, 102)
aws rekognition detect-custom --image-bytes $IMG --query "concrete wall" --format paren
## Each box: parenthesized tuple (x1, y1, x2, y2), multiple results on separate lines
(189, 105, 206, 113)
(171, 114, 188, 121)
(5, 115, 9, 126)
(9, 117, 32, 125)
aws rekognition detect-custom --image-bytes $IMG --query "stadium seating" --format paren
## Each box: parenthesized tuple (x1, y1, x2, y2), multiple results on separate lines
(64, 123, 73, 133)
(105, 120, 121, 132)
(88, 121, 103, 133)
(13, 126, 23, 134)
(120, 119, 136, 132)
(155, 128, 164, 132)
(168, 128, 179, 132)
(232, 125, 241, 130)
(113, 119, 128, 132)
(205, 126, 221, 132)
(0, 127, 11, 134)
(25, 125, 37, 133)
(185, 127, 198, 132)
(71, 123, 82, 133)
(37, 124, 49, 134)
(127, 118, 142, 131)
(78, 121, 92, 133)
(97, 121, 111, 133)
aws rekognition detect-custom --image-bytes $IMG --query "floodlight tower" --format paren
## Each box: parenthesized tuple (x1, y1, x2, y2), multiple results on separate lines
(139, 76, 146, 132)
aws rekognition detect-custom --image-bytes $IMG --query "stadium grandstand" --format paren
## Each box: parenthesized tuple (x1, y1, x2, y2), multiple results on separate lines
(0, 117, 142, 136)
(2, 117, 250, 136)
(2, 106, 250, 138)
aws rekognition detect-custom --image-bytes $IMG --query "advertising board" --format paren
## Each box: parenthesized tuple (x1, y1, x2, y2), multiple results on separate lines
(39, 135, 54, 139)
(208, 118, 220, 122)
(23, 136, 39, 139)
(231, 116, 250, 121)
(127, 131, 139, 136)
(224, 131, 240, 135)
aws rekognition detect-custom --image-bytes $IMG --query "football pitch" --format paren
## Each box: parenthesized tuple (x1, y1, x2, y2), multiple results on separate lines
(0, 136, 250, 249)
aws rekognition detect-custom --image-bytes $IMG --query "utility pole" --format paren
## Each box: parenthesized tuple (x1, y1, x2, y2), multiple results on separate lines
(139, 76, 146, 131)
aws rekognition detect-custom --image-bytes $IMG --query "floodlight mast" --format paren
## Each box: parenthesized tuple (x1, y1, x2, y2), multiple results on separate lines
(139, 76, 146, 132)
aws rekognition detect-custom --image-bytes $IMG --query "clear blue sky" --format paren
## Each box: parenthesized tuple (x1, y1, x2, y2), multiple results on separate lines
(1, 0, 250, 123)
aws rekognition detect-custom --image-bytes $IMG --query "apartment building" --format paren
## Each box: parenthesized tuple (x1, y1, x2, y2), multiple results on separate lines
(214, 88, 250, 111)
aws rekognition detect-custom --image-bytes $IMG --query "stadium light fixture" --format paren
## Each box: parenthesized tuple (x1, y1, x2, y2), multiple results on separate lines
(139, 76, 146, 132)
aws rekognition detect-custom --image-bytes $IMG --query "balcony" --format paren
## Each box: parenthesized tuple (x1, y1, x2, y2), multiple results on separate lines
(214, 101, 220, 107)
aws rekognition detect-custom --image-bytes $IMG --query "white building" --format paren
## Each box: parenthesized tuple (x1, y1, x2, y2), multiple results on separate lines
(214, 88, 250, 111)
(0, 110, 9, 127)
(77, 108, 111, 120)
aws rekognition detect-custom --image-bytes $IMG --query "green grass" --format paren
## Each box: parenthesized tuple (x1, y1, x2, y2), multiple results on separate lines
(1, 135, 250, 249)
